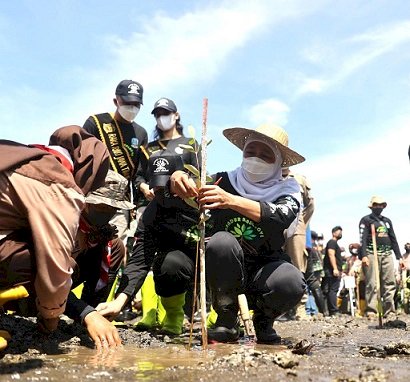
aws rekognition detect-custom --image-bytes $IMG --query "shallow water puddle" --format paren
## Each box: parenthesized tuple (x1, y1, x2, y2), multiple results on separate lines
(50, 342, 285, 373)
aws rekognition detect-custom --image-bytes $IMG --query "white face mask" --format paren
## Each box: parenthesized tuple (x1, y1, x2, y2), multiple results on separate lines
(241, 157, 275, 183)
(157, 114, 176, 131)
(118, 105, 140, 122)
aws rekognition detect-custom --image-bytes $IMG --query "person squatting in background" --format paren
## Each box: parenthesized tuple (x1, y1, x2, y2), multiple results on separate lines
(171, 123, 306, 343)
(359, 196, 404, 318)
(0, 126, 109, 335)
(96, 98, 201, 336)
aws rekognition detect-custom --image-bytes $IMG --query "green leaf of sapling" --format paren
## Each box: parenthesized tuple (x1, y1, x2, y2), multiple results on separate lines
(184, 164, 200, 177)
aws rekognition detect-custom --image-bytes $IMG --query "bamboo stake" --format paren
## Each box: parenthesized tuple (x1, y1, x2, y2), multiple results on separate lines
(371, 224, 383, 328)
(199, 98, 209, 349)
(188, 240, 200, 349)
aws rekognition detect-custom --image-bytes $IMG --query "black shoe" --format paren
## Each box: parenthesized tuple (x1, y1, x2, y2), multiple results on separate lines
(208, 290, 240, 343)
(208, 324, 240, 343)
(116, 308, 138, 322)
(253, 313, 281, 344)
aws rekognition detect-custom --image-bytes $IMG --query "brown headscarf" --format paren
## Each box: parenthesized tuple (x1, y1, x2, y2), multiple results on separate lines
(49, 125, 109, 195)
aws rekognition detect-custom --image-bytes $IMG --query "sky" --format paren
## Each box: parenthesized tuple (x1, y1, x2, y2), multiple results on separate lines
(1, 0, 409, 252)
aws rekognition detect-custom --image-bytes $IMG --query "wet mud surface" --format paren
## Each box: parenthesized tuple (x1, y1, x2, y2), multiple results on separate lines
(1, 313, 409, 381)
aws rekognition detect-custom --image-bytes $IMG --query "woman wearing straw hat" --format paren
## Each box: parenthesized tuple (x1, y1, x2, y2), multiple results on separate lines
(171, 123, 306, 343)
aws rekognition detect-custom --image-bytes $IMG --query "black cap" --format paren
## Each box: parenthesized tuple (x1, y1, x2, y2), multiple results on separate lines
(151, 98, 177, 115)
(332, 225, 342, 233)
(311, 230, 318, 240)
(115, 80, 143, 104)
(148, 155, 184, 188)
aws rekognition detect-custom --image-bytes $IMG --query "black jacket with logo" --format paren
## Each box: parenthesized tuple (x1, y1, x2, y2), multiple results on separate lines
(135, 135, 200, 193)
(118, 171, 300, 298)
(206, 172, 300, 262)
(359, 213, 401, 260)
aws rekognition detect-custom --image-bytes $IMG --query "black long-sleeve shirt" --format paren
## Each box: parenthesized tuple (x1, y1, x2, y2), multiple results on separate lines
(359, 213, 401, 260)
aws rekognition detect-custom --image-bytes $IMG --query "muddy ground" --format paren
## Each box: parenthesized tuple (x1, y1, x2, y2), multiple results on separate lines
(0, 312, 409, 382)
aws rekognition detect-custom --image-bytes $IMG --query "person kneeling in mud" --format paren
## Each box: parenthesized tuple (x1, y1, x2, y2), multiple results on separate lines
(172, 123, 306, 343)
(0, 126, 109, 338)
(65, 170, 134, 349)
(96, 154, 201, 336)
(95, 97, 202, 335)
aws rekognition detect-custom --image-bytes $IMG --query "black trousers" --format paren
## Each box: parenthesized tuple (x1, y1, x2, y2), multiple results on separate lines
(206, 232, 306, 318)
(321, 275, 341, 315)
(153, 249, 196, 297)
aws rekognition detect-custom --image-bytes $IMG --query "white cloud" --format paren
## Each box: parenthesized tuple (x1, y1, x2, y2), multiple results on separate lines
(295, 20, 410, 96)
(294, 77, 327, 95)
(246, 98, 290, 126)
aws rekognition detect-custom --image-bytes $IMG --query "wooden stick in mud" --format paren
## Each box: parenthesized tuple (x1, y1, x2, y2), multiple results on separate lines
(371, 223, 383, 328)
(199, 98, 209, 348)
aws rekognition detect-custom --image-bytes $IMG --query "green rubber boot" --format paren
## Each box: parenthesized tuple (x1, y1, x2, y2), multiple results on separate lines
(207, 305, 218, 328)
(135, 272, 158, 330)
(160, 293, 186, 335)
(157, 297, 166, 325)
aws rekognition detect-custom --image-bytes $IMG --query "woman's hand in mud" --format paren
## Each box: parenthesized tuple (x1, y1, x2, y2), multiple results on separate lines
(83, 311, 121, 350)
(170, 170, 198, 198)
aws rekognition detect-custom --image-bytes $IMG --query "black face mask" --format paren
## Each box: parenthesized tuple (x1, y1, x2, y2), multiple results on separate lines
(371, 207, 383, 216)
(405, 246, 410, 253)
(85, 209, 116, 227)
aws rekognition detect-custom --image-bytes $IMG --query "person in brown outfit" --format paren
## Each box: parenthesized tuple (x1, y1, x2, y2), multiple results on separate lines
(0, 126, 109, 335)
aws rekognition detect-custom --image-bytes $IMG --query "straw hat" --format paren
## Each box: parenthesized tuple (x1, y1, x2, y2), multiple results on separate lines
(368, 196, 387, 208)
(223, 123, 305, 167)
